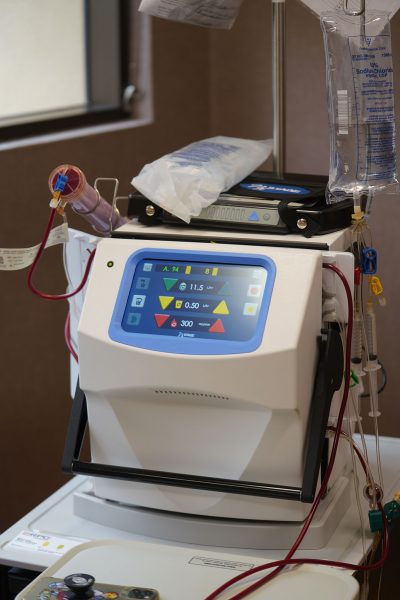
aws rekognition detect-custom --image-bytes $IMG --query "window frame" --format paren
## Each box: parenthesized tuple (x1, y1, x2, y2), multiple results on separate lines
(0, 0, 132, 143)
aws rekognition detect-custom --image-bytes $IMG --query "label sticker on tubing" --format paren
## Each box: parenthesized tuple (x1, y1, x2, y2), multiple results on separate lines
(239, 182, 311, 196)
(0, 223, 69, 271)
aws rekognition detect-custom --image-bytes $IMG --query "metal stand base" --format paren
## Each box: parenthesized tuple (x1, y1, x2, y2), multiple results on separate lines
(73, 475, 350, 550)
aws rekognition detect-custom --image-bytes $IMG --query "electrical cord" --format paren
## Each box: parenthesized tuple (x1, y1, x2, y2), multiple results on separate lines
(204, 263, 388, 600)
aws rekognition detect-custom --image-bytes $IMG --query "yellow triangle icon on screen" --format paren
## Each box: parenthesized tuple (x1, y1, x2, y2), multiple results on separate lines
(159, 296, 174, 310)
(213, 300, 229, 315)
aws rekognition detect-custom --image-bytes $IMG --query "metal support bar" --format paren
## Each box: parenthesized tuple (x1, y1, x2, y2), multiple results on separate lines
(70, 459, 303, 501)
(272, 0, 286, 177)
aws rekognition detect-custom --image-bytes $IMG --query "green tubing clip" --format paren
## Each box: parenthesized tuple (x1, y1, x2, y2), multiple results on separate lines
(350, 369, 360, 388)
(369, 500, 400, 533)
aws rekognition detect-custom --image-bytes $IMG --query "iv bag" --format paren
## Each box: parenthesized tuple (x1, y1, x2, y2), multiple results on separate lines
(132, 136, 272, 223)
(299, 0, 400, 19)
(321, 11, 398, 203)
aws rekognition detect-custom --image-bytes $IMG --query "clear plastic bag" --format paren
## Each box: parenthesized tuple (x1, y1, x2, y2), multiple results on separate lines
(321, 11, 398, 203)
(299, 0, 400, 19)
(132, 136, 272, 223)
(138, 0, 244, 29)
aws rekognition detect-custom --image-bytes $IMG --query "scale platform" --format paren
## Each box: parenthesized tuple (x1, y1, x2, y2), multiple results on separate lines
(114, 218, 352, 253)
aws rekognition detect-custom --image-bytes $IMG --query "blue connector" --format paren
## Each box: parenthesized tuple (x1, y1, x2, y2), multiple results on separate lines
(54, 173, 69, 193)
(362, 247, 377, 275)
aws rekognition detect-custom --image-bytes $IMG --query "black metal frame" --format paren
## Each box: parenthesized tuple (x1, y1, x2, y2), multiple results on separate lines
(112, 228, 331, 251)
(62, 328, 343, 504)
(128, 172, 353, 240)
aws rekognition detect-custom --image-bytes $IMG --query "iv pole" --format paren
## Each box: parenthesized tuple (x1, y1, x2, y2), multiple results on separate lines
(272, 0, 286, 177)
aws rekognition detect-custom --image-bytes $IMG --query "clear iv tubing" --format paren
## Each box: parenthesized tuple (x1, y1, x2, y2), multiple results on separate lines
(363, 302, 384, 495)
(204, 264, 388, 600)
(48, 164, 128, 235)
(352, 272, 363, 371)
(206, 449, 387, 600)
(65, 312, 78, 363)
(365, 309, 381, 414)
(352, 312, 363, 364)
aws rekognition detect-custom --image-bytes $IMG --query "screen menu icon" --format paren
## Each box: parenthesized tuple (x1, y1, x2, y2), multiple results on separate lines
(132, 295, 146, 308)
(136, 277, 150, 290)
(127, 313, 141, 326)
(243, 303, 258, 316)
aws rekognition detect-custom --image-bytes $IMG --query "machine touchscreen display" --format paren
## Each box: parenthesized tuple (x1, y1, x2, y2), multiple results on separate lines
(121, 259, 268, 342)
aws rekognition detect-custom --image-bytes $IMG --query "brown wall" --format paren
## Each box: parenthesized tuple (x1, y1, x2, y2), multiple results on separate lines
(0, 17, 210, 532)
(209, 0, 329, 171)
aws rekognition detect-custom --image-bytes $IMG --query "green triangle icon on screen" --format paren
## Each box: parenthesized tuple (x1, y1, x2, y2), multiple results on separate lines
(218, 282, 232, 295)
(163, 278, 178, 291)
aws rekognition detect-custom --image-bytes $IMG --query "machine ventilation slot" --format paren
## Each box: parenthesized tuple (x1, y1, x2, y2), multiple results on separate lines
(154, 389, 229, 401)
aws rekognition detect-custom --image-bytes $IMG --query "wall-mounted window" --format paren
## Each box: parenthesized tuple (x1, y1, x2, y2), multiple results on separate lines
(0, 0, 134, 142)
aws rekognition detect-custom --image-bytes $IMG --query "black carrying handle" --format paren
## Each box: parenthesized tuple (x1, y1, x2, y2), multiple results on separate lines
(62, 328, 343, 503)
(301, 326, 344, 501)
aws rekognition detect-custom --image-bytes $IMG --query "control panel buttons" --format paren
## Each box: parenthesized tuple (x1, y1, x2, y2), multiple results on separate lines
(163, 277, 178, 291)
(30, 577, 161, 600)
(243, 303, 258, 316)
(248, 210, 260, 222)
(63, 573, 95, 598)
(127, 588, 159, 599)
(213, 300, 229, 315)
(136, 277, 150, 290)
(127, 313, 141, 326)
(209, 319, 225, 333)
(247, 284, 262, 298)
(159, 296, 174, 310)
(154, 314, 169, 328)
(131, 295, 146, 308)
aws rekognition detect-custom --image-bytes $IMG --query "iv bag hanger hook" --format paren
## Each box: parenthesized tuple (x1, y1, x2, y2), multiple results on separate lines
(343, 0, 365, 16)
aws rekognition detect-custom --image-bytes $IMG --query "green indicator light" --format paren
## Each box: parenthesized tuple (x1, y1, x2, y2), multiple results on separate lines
(107, 261, 114, 268)
(162, 265, 181, 273)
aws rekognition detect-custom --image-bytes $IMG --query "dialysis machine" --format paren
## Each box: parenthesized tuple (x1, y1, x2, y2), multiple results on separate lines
(62, 216, 354, 551)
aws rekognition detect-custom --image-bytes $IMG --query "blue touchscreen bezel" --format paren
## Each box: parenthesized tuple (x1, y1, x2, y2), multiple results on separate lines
(109, 249, 276, 355)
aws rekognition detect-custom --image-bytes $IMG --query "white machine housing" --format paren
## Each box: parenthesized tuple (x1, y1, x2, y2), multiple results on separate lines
(77, 236, 350, 523)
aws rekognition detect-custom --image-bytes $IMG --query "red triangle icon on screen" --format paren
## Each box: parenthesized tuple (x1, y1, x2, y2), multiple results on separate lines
(209, 319, 225, 333)
(154, 314, 169, 328)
